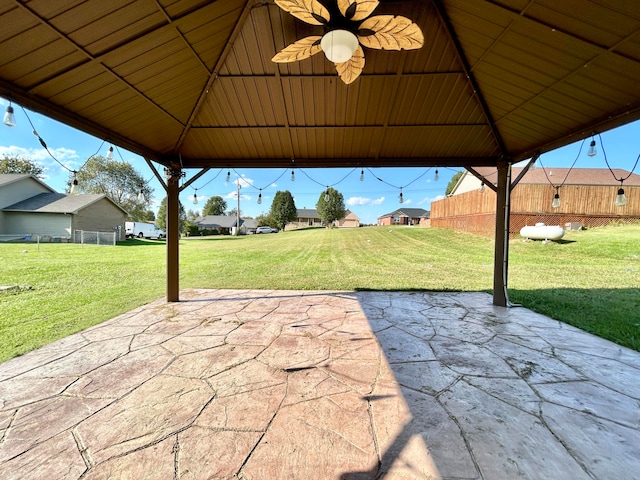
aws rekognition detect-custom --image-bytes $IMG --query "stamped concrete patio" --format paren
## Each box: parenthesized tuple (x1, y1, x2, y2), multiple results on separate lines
(0, 289, 638, 479)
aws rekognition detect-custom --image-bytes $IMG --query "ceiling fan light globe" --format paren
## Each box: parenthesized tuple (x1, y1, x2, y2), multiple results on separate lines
(321, 30, 359, 63)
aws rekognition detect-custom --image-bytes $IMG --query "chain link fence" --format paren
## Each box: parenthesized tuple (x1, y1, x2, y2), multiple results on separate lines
(0, 231, 117, 246)
(72, 230, 117, 246)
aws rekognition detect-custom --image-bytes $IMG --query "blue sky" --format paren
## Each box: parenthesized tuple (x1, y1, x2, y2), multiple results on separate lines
(2, 97, 639, 224)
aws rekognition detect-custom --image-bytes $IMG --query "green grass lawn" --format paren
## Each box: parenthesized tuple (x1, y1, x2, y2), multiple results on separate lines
(0, 224, 638, 362)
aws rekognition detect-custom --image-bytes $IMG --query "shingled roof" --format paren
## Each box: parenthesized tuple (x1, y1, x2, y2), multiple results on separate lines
(469, 167, 640, 187)
(2, 193, 127, 214)
(378, 208, 430, 219)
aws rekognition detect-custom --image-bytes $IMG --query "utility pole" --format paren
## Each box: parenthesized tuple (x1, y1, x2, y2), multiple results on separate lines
(235, 181, 241, 236)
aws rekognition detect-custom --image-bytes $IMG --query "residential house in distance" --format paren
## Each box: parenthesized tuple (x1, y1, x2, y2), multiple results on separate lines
(292, 209, 323, 228)
(0, 174, 127, 241)
(289, 209, 360, 229)
(336, 210, 360, 228)
(432, 167, 640, 237)
(377, 208, 430, 227)
(194, 215, 257, 235)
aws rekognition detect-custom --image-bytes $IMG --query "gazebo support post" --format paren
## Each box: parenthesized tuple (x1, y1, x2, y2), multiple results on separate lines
(493, 160, 512, 307)
(165, 164, 183, 302)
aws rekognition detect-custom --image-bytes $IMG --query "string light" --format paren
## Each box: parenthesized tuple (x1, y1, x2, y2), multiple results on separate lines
(480, 182, 485, 192)
(587, 137, 597, 157)
(70, 173, 79, 195)
(257, 190, 262, 205)
(615, 183, 627, 206)
(552, 188, 561, 208)
(291, 169, 295, 181)
(193, 192, 198, 205)
(137, 189, 145, 202)
(598, 133, 638, 207)
(434, 169, 439, 181)
(360, 169, 364, 181)
(106, 146, 114, 160)
(538, 138, 585, 209)
(324, 187, 330, 202)
(398, 188, 404, 204)
(225, 170, 231, 183)
(3, 103, 15, 127)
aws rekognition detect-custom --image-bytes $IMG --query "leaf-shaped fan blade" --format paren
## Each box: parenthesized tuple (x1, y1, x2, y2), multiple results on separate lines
(358, 15, 424, 50)
(337, 0, 379, 21)
(272, 36, 323, 62)
(335, 45, 365, 84)
(274, 0, 330, 26)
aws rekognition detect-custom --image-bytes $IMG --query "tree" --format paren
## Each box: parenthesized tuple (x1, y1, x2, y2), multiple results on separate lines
(144, 210, 156, 222)
(255, 213, 272, 227)
(0, 155, 44, 178)
(74, 155, 152, 220)
(156, 196, 187, 232)
(269, 190, 297, 231)
(202, 196, 227, 216)
(446, 171, 463, 196)
(186, 209, 200, 222)
(316, 187, 346, 226)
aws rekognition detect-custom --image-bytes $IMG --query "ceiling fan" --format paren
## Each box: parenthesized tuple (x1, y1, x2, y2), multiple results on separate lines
(272, 0, 424, 84)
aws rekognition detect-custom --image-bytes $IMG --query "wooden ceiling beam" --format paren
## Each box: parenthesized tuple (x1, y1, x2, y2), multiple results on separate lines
(173, 0, 254, 153)
(511, 99, 640, 162)
(483, 0, 640, 64)
(0, 78, 168, 163)
(216, 71, 466, 80)
(177, 156, 500, 169)
(432, 0, 509, 157)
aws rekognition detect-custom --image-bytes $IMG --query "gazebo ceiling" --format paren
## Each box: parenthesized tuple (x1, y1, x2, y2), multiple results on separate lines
(1, 0, 640, 170)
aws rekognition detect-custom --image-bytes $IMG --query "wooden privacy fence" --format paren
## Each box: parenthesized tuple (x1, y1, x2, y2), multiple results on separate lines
(431, 184, 640, 238)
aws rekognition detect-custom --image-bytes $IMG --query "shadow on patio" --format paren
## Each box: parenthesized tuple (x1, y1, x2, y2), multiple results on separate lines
(0, 289, 638, 479)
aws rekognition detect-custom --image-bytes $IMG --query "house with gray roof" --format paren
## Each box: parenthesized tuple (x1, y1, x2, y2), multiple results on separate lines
(377, 208, 430, 226)
(293, 209, 324, 228)
(289, 208, 361, 229)
(0, 174, 128, 240)
(194, 215, 257, 235)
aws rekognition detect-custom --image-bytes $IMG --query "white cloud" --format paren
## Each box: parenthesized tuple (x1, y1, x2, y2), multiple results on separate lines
(224, 190, 252, 201)
(235, 175, 254, 188)
(347, 196, 385, 206)
(417, 194, 445, 206)
(0, 145, 79, 171)
(403, 199, 412, 205)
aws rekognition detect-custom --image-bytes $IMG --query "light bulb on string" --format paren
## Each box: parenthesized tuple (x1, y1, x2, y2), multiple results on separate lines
(3, 103, 15, 127)
(552, 190, 561, 209)
(70, 174, 79, 195)
(257, 190, 262, 205)
(480, 182, 485, 192)
(434, 169, 439, 182)
(106, 146, 114, 160)
(137, 189, 145, 202)
(193, 192, 198, 205)
(225, 170, 231, 183)
(616, 185, 627, 207)
(398, 188, 404, 204)
(324, 188, 330, 202)
(360, 169, 364, 181)
(587, 139, 597, 157)
(291, 169, 295, 181)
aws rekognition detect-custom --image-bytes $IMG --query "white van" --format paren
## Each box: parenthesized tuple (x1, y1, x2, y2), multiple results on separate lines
(125, 222, 165, 239)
